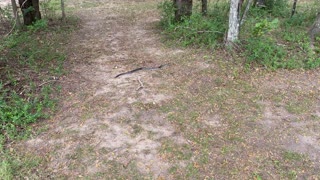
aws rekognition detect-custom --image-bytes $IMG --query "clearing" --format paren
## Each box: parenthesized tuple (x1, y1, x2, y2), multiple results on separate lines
(9, 0, 320, 179)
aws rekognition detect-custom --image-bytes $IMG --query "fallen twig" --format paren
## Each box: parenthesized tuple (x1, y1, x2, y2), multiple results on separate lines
(38, 80, 58, 87)
(136, 77, 144, 91)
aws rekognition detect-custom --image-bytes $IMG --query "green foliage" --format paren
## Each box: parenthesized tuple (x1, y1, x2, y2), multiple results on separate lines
(1, 27, 66, 73)
(27, 19, 48, 32)
(264, 0, 289, 17)
(0, 84, 55, 139)
(0, 17, 76, 145)
(158, 0, 175, 28)
(158, 0, 228, 48)
(245, 37, 285, 69)
(253, 18, 279, 37)
(242, 0, 320, 70)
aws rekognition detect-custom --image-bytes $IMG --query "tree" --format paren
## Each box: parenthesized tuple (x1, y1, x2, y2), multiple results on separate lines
(18, 0, 41, 25)
(201, 0, 207, 16)
(226, 0, 240, 46)
(173, 0, 193, 22)
(291, 0, 298, 17)
(11, 0, 22, 28)
(240, 0, 253, 26)
(309, 12, 320, 50)
(61, 0, 66, 21)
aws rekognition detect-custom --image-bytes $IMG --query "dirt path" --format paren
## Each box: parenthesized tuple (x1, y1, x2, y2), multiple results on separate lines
(15, 0, 320, 179)
(20, 0, 186, 178)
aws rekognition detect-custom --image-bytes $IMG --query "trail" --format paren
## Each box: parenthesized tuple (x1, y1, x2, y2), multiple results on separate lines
(21, 0, 186, 178)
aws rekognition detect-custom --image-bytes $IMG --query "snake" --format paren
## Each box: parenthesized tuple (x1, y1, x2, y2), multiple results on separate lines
(114, 64, 168, 78)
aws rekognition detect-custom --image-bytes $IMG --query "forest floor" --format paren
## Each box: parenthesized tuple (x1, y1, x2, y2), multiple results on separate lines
(9, 0, 320, 179)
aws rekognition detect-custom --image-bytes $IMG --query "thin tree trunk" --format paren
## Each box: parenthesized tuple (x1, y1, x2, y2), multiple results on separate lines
(61, 0, 66, 21)
(11, 0, 22, 28)
(309, 13, 320, 50)
(240, 0, 252, 26)
(202, 0, 207, 16)
(291, 0, 298, 17)
(226, 0, 240, 47)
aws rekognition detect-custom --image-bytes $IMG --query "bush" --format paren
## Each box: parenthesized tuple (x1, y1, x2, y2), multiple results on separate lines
(245, 37, 286, 69)
(158, 0, 228, 48)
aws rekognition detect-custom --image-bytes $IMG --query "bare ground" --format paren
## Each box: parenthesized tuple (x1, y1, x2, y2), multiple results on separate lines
(12, 0, 320, 179)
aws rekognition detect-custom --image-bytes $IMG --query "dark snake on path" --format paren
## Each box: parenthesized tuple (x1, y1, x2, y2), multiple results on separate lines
(114, 64, 168, 78)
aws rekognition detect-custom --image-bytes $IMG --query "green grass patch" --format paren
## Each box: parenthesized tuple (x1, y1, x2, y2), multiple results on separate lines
(0, 14, 78, 178)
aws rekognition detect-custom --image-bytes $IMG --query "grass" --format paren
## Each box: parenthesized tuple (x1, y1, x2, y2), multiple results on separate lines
(0, 5, 78, 177)
(154, 46, 320, 178)
(158, 0, 320, 70)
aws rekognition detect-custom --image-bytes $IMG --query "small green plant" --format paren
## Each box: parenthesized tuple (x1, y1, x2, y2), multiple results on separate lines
(27, 19, 48, 32)
(253, 18, 279, 37)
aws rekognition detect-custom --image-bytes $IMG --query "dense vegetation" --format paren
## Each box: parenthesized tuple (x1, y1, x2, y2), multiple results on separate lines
(159, 0, 320, 69)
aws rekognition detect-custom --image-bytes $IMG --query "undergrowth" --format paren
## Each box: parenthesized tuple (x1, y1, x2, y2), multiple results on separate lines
(0, 4, 78, 177)
(158, 0, 320, 69)
(158, 0, 228, 48)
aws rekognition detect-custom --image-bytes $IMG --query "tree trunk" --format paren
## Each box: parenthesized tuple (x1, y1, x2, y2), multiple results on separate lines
(31, 0, 41, 20)
(226, 0, 240, 47)
(240, 0, 252, 26)
(201, 0, 207, 16)
(61, 0, 66, 21)
(291, 0, 298, 17)
(11, 0, 22, 28)
(18, 0, 41, 25)
(173, 0, 193, 22)
(309, 13, 320, 50)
